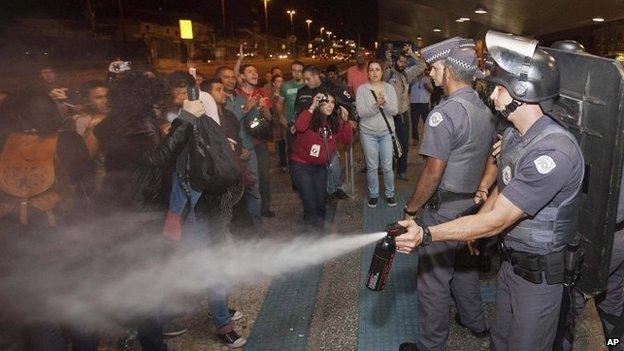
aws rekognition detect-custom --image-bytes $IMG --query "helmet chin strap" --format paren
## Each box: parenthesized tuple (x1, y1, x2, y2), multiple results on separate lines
(500, 99, 523, 119)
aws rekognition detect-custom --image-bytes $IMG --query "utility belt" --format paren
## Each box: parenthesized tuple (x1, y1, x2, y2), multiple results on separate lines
(500, 242, 582, 286)
(425, 189, 473, 211)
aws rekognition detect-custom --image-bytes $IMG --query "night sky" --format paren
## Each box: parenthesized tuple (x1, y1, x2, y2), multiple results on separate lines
(1, 0, 379, 46)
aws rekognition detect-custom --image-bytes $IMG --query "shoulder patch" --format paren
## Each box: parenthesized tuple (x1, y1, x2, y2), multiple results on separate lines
(429, 112, 444, 127)
(534, 155, 557, 175)
(502, 166, 512, 185)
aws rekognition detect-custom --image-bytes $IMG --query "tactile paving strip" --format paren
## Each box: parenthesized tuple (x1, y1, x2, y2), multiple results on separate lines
(358, 198, 420, 350)
(357, 198, 496, 350)
(244, 265, 323, 351)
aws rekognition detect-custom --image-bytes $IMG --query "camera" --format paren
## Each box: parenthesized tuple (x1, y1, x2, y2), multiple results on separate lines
(317, 94, 329, 104)
(187, 85, 200, 101)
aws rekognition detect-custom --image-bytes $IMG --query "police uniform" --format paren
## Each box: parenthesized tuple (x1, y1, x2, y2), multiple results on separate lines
(415, 40, 495, 351)
(493, 116, 584, 350)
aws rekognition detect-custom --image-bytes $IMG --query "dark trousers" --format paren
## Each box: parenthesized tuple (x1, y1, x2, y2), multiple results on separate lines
(136, 318, 168, 351)
(393, 112, 410, 175)
(276, 139, 287, 168)
(291, 161, 327, 230)
(410, 103, 430, 141)
(287, 128, 297, 189)
(254, 143, 271, 213)
(28, 325, 99, 351)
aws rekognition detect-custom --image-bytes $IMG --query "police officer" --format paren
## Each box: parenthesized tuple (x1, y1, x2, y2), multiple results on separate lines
(400, 38, 495, 351)
(396, 31, 585, 351)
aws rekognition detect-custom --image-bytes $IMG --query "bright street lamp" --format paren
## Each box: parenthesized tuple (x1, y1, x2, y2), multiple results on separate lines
(262, 0, 270, 58)
(305, 19, 312, 42)
(286, 10, 296, 35)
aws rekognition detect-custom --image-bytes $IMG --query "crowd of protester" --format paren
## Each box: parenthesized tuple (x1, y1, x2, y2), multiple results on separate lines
(0, 42, 442, 350)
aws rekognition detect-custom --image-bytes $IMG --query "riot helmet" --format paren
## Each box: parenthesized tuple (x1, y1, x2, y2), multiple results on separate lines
(551, 40, 587, 53)
(245, 114, 272, 141)
(485, 31, 560, 118)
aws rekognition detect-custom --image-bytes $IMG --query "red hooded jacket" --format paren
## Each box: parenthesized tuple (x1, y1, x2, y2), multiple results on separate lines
(291, 110, 352, 165)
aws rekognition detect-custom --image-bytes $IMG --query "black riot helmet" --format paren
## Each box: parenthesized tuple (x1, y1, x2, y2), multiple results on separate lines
(485, 31, 560, 105)
(551, 40, 587, 53)
(245, 114, 272, 140)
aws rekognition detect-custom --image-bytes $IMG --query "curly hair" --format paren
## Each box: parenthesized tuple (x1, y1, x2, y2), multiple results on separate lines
(310, 91, 340, 133)
(106, 71, 167, 124)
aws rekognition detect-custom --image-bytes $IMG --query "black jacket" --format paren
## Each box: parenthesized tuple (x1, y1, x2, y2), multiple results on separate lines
(294, 79, 356, 121)
(95, 110, 195, 213)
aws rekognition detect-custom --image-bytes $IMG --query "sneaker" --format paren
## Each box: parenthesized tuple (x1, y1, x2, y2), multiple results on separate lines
(261, 210, 275, 218)
(386, 197, 397, 207)
(161, 322, 188, 338)
(218, 330, 247, 348)
(368, 197, 379, 208)
(209, 309, 244, 321)
(454, 314, 490, 338)
(333, 188, 349, 199)
(396, 173, 409, 181)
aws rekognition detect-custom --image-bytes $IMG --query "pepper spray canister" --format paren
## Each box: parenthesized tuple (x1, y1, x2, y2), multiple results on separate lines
(365, 224, 408, 291)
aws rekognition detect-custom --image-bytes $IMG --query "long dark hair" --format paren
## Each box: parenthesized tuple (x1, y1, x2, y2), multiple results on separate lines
(310, 91, 340, 133)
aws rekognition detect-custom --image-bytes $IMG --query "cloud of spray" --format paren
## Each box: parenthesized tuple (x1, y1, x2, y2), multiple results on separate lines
(0, 213, 385, 330)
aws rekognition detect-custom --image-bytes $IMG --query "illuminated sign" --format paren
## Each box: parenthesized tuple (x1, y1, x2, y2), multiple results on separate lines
(179, 20, 193, 39)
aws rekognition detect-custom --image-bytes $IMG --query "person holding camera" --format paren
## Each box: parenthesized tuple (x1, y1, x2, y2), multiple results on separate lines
(356, 61, 399, 208)
(291, 92, 353, 232)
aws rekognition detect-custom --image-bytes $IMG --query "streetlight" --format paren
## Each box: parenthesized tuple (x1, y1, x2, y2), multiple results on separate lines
(286, 10, 296, 35)
(320, 26, 325, 37)
(221, 0, 226, 33)
(305, 19, 312, 42)
(262, 0, 270, 33)
(262, 0, 270, 58)
(326, 31, 332, 37)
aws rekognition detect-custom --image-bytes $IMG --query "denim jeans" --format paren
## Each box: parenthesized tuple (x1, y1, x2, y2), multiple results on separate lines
(291, 161, 327, 230)
(393, 112, 410, 175)
(327, 151, 343, 194)
(360, 131, 394, 198)
(245, 149, 262, 226)
(181, 215, 231, 329)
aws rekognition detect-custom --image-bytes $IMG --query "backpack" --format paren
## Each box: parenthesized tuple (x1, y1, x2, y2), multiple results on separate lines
(188, 115, 241, 195)
(0, 133, 63, 226)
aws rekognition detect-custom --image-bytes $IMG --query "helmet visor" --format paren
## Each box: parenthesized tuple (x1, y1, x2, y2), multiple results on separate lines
(485, 31, 538, 76)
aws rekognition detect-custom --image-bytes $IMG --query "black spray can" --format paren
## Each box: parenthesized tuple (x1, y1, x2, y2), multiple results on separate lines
(365, 224, 408, 291)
